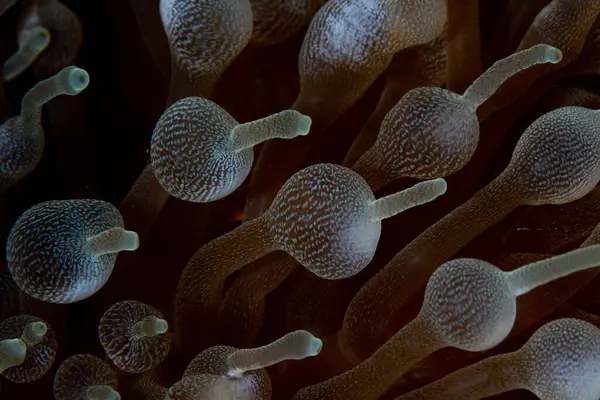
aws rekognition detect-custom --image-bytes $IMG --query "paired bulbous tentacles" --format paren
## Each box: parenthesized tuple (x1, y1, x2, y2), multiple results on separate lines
(0, 315, 57, 383)
(7, 199, 139, 303)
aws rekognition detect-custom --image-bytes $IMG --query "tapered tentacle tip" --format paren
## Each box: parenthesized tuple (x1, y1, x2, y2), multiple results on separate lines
(62, 66, 90, 95)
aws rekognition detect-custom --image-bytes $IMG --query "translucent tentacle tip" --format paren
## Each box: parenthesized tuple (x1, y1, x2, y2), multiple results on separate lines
(28, 322, 47, 338)
(25, 26, 51, 53)
(154, 318, 168, 335)
(86, 385, 121, 400)
(543, 46, 563, 64)
(294, 112, 312, 136)
(61, 66, 90, 95)
(308, 337, 323, 356)
(0, 339, 27, 369)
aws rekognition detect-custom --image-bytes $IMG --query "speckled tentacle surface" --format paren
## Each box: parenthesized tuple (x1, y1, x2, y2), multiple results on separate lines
(53, 354, 120, 400)
(343, 30, 448, 168)
(0, 65, 89, 192)
(151, 97, 310, 203)
(354, 87, 478, 182)
(226, 330, 322, 376)
(167, 374, 244, 399)
(99, 300, 171, 373)
(184, 345, 272, 399)
(174, 216, 275, 352)
(0, 315, 57, 383)
(397, 318, 600, 400)
(159, 0, 253, 98)
(518, 0, 600, 65)
(7, 199, 135, 303)
(295, 318, 438, 400)
(297, 0, 447, 120)
(352, 45, 561, 186)
(268, 164, 380, 279)
(218, 253, 299, 346)
(298, 245, 600, 400)
(250, 0, 325, 45)
(151, 97, 244, 202)
(134, 372, 168, 400)
(344, 106, 600, 361)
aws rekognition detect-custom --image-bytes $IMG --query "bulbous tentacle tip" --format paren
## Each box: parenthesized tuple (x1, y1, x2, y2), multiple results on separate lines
(155, 318, 169, 335)
(64, 66, 90, 94)
(0, 338, 27, 369)
(297, 113, 312, 136)
(26, 26, 51, 52)
(309, 337, 323, 356)
(431, 178, 448, 196)
(14, 338, 26, 353)
(31, 321, 47, 337)
(124, 230, 140, 251)
(545, 46, 563, 64)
